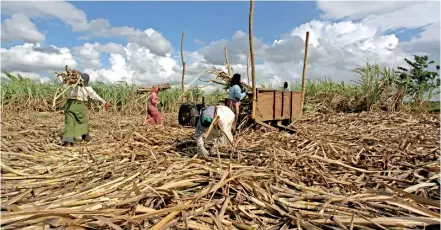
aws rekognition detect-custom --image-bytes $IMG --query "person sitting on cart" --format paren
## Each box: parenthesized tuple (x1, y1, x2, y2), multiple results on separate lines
(194, 105, 235, 159)
(228, 73, 246, 130)
(283, 82, 289, 91)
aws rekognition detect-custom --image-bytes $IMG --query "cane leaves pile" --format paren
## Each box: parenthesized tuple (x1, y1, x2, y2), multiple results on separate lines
(1, 111, 439, 229)
(54, 65, 84, 86)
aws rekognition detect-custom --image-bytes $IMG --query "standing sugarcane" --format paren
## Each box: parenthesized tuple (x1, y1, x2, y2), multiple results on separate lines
(60, 72, 109, 146)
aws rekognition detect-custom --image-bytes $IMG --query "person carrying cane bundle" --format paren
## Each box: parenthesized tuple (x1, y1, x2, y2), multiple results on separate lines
(61, 73, 108, 146)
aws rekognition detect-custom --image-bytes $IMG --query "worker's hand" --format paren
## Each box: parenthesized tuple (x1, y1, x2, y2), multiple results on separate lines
(200, 148, 209, 159)
(209, 147, 217, 156)
(104, 103, 109, 111)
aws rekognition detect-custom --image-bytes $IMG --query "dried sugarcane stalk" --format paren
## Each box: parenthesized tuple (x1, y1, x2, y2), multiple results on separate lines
(181, 32, 186, 103)
(301, 31, 310, 112)
(249, 0, 256, 119)
(224, 47, 232, 76)
(247, 54, 250, 85)
(1, 106, 439, 229)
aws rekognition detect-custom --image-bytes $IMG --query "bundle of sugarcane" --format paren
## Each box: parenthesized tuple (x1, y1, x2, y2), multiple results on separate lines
(136, 83, 172, 95)
(54, 65, 84, 86)
(203, 64, 251, 92)
(51, 65, 84, 108)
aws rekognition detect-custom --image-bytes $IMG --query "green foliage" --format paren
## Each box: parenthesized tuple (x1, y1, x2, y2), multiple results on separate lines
(1, 55, 439, 114)
(1, 72, 230, 114)
(397, 55, 440, 103)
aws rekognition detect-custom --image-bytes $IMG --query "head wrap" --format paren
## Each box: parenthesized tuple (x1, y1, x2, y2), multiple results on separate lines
(200, 116, 213, 127)
(81, 73, 90, 86)
(153, 85, 159, 93)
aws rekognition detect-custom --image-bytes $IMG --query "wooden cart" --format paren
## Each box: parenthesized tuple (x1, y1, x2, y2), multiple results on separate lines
(254, 89, 302, 123)
(178, 26, 310, 133)
(180, 88, 302, 133)
(218, 88, 302, 133)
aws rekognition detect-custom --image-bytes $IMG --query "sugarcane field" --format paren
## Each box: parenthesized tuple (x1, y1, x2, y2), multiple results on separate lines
(1, 1, 440, 230)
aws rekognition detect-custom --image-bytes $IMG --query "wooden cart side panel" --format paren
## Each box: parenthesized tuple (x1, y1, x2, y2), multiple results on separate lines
(274, 91, 290, 120)
(255, 90, 303, 121)
(291, 91, 303, 120)
(283, 92, 291, 119)
(254, 92, 275, 121)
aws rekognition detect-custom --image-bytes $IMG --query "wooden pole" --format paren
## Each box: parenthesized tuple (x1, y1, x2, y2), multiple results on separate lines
(224, 47, 232, 76)
(249, 0, 256, 119)
(181, 32, 186, 103)
(301, 31, 310, 113)
(247, 54, 250, 85)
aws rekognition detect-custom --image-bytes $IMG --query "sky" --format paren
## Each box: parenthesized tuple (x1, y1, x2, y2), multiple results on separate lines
(1, 0, 440, 91)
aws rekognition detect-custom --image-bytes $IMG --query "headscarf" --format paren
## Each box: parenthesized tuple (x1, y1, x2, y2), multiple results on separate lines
(201, 116, 213, 127)
(81, 73, 90, 86)
(152, 85, 159, 94)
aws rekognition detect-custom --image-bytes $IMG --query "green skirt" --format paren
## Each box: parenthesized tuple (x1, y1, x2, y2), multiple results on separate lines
(63, 99, 89, 142)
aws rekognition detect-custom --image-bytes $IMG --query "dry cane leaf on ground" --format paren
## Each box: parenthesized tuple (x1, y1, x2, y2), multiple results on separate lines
(1, 111, 440, 230)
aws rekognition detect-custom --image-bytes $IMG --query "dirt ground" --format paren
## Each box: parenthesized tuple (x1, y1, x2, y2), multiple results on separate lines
(1, 111, 440, 229)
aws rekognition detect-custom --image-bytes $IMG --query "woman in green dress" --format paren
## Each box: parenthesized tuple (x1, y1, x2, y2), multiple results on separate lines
(61, 73, 108, 146)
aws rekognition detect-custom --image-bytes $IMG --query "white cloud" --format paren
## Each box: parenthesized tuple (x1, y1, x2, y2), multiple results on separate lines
(80, 19, 174, 56)
(360, 1, 439, 32)
(1, 43, 77, 74)
(81, 42, 180, 85)
(316, 0, 439, 69)
(399, 22, 441, 66)
(197, 30, 266, 66)
(1, 14, 46, 44)
(316, 1, 440, 36)
(193, 19, 412, 83)
(126, 29, 174, 56)
(317, 1, 416, 21)
(194, 39, 207, 46)
(1, 1, 89, 31)
(74, 42, 125, 69)
(1, 1, 173, 56)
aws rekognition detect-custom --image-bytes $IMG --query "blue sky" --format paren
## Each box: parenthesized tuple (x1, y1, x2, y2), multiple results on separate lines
(2, 1, 420, 50)
(21, 2, 320, 48)
(1, 1, 439, 86)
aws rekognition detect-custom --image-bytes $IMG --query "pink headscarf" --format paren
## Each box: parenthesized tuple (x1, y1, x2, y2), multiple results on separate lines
(152, 85, 159, 94)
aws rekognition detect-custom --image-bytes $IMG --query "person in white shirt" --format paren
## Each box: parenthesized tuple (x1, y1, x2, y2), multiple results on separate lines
(61, 73, 108, 146)
(194, 105, 235, 158)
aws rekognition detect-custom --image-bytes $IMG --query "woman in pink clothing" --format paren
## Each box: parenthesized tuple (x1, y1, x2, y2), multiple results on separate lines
(144, 85, 163, 125)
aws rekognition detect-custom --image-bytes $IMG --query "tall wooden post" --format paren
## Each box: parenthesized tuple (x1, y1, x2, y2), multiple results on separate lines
(301, 31, 310, 112)
(181, 32, 186, 103)
(247, 54, 250, 85)
(249, 0, 256, 119)
(224, 47, 232, 76)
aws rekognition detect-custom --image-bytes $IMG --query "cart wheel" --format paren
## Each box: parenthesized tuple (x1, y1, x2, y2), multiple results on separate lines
(282, 119, 292, 126)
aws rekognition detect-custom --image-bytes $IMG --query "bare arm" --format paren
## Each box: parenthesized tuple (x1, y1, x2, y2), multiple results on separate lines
(194, 121, 209, 158)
